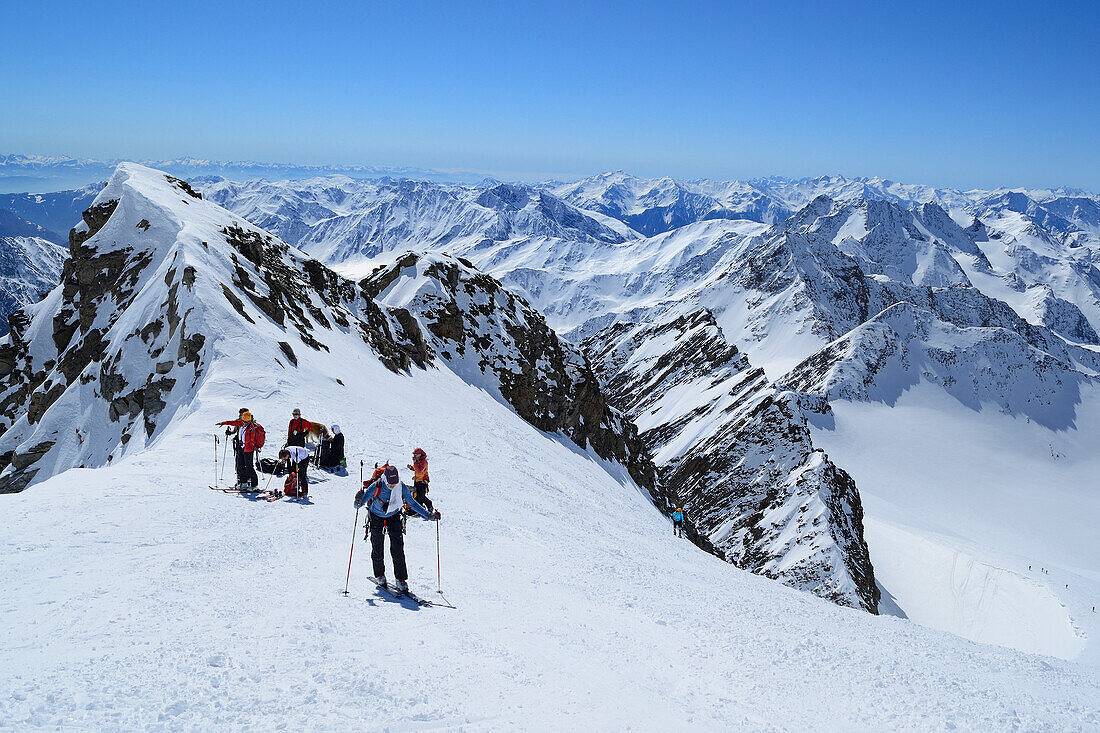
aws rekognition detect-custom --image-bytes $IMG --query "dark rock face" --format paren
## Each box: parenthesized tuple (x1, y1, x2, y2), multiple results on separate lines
(362, 253, 655, 491)
(583, 308, 879, 612)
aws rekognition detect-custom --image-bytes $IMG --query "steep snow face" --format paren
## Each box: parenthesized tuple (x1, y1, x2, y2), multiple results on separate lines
(584, 309, 878, 612)
(0, 210, 68, 335)
(0, 164, 425, 493)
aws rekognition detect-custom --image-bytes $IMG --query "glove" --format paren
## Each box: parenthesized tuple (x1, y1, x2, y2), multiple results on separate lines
(431, 510, 441, 521)
(224, 427, 233, 436)
(354, 489, 365, 508)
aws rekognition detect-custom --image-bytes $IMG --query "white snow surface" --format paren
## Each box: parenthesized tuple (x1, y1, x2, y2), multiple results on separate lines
(812, 384, 1100, 665)
(4, 341, 1100, 729)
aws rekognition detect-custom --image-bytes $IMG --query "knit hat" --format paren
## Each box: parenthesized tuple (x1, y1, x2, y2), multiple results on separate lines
(383, 465, 400, 486)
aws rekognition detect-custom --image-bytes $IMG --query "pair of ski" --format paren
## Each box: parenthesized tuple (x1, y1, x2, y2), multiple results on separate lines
(209, 486, 284, 502)
(369, 577, 433, 607)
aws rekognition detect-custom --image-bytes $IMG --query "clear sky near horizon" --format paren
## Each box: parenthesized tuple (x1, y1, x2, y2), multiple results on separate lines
(1, 0, 1097, 190)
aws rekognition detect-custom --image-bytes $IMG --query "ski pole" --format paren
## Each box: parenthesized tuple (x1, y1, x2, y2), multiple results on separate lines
(436, 519, 442, 595)
(343, 505, 360, 596)
(214, 435, 219, 488)
(220, 431, 230, 483)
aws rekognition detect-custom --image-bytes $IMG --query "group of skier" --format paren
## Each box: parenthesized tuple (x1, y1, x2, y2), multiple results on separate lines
(215, 407, 441, 597)
(216, 407, 347, 496)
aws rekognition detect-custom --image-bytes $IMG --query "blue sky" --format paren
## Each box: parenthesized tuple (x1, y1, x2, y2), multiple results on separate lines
(1, 0, 1097, 189)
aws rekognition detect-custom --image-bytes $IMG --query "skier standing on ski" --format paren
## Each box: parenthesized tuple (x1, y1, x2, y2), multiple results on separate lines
(286, 408, 315, 448)
(278, 445, 313, 498)
(354, 465, 440, 593)
(406, 447, 433, 511)
(217, 410, 265, 489)
(223, 407, 248, 486)
(672, 507, 685, 537)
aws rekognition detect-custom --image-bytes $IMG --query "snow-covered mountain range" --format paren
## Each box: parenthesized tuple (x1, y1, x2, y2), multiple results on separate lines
(4, 164, 1100, 670)
(3, 163, 1100, 726)
(187, 169, 1100, 661)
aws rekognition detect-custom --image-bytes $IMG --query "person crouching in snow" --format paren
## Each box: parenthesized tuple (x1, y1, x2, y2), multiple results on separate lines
(278, 445, 313, 498)
(406, 447, 432, 511)
(354, 465, 440, 593)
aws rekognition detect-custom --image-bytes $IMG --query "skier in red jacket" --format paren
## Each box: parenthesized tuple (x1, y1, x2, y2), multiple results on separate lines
(217, 410, 266, 489)
(286, 408, 314, 448)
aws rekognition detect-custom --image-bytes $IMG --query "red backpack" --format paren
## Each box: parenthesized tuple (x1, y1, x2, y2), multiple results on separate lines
(252, 424, 266, 450)
(284, 472, 303, 497)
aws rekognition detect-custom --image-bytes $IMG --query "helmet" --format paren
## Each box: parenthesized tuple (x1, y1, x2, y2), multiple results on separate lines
(292, 408, 301, 416)
(383, 465, 400, 486)
(412, 447, 426, 459)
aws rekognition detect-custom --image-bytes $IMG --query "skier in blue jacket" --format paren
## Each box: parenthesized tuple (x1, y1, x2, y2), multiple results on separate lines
(672, 507, 685, 537)
(354, 465, 440, 593)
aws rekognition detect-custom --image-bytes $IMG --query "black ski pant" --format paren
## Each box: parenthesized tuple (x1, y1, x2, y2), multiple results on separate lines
(296, 458, 309, 496)
(241, 450, 258, 488)
(673, 521, 684, 537)
(370, 512, 408, 581)
(413, 480, 433, 511)
(233, 439, 247, 485)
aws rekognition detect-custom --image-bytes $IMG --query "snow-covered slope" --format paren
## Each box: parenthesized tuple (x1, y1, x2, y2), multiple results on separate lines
(0, 210, 68, 335)
(3, 280, 1099, 729)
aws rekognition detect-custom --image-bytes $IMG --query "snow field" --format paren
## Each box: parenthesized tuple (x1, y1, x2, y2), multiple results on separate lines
(812, 384, 1100, 664)
(3, 350, 1100, 730)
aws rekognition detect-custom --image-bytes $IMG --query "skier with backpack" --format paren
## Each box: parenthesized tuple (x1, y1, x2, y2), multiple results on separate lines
(217, 409, 266, 489)
(354, 465, 440, 593)
(277, 445, 313, 498)
(672, 507, 685, 537)
(406, 447, 433, 511)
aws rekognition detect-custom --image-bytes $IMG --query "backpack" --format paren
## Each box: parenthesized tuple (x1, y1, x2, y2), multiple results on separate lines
(284, 472, 303, 497)
(251, 424, 266, 450)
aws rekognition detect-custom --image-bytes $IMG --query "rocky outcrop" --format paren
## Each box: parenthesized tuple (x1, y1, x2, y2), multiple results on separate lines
(364, 252, 655, 491)
(583, 308, 879, 612)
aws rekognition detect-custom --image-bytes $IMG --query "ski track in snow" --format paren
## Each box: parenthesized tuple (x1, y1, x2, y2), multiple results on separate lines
(3, 360, 1100, 730)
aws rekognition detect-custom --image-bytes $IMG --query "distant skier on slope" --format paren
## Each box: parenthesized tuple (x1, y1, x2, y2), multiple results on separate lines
(286, 408, 315, 448)
(406, 447, 433, 512)
(318, 424, 345, 470)
(672, 507, 685, 537)
(354, 465, 440, 593)
(278, 445, 314, 498)
(218, 408, 266, 489)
